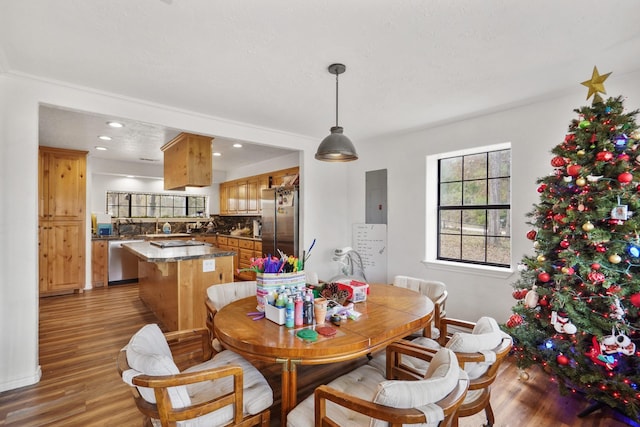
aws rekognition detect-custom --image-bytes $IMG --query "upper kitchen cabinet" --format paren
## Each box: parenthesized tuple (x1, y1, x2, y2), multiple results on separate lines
(161, 132, 212, 190)
(219, 167, 298, 216)
(39, 146, 87, 220)
(39, 146, 87, 295)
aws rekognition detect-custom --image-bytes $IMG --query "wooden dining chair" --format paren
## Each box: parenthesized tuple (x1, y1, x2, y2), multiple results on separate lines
(381, 317, 512, 427)
(286, 344, 469, 427)
(205, 280, 257, 350)
(392, 275, 448, 338)
(117, 324, 272, 427)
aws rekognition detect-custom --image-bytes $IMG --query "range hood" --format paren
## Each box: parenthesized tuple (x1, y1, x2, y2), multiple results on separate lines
(161, 132, 212, 190)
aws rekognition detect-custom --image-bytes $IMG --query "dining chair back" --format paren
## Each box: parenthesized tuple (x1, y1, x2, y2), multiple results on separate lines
(286, 344, 469, 427)
(392, 275, 447, 338)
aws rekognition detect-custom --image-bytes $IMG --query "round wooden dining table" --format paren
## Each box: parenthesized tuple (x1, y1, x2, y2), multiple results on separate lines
(213, 283, 434, 425)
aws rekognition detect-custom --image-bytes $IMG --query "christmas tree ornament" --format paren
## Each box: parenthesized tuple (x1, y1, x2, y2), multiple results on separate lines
(518, 370, 530, 381)
(557, 354, 570, 365)
(582, 221, 595, 232)
(579, 120, 591, 129)
(552, 311, 577, 334)
(577, 149, 586, 157)
(614, 134, 629, 150)
(506, 313, 524, 328)
(611, 204, 629, 220)
(575, 177, 587, 187)
(629, 293, 640, 308)
(537, 272, 551, 283)
(563, 175, 573, 183)
(596, 151, 614, 161)
(559, 239, 570, 249)
(608, 253, 622, 264)
(626, 243, 640, 258)
(618, 171, 633, 184)
(551, 156, 566, 167)
(567, 164, 582, 176)
(580, 66, 611, 102)
(526, 230, 537, 240)
(587, 175, 602, 182)
(537, 254, 546, 262)
(588, 271, 606, 284)
(524, 286, 540, 308)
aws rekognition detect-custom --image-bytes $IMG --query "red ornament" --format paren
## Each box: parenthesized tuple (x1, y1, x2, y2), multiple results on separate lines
(618, 172, 633, 183)
(551, 156, 566, 167)
(618, 153, 630, 162)
(591, 263, 601, 270)
(629, 293, 640, 308)
(538, 272, 551, 283)
(557, 354, 570, 366)
(567, 164, 582, 176)
(539, 296, 549, 307)
(506, 314, 523, 328)
(588, 271, 606, 284)
(596, 151, 614, 161)
(537, 184, 547, 193)
(553, 213, 567, 224)
(596, 244, 607, 253)
(559, 240, 570, 249)
(564, 134, 576, 143)
(526, 230, 537, 240)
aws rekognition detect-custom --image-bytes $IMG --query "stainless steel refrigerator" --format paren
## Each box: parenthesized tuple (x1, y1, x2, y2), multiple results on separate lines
(261, 186, 299, 257)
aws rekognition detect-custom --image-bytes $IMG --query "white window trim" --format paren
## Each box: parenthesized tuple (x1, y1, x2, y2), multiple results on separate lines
(424, 142, 513, 276)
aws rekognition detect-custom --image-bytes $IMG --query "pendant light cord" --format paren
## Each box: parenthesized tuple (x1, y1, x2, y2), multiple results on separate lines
(335, 72, 339, 127)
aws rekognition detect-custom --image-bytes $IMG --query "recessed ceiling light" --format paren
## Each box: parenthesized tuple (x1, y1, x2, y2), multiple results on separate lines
(213, 152, 222, 157)
(98, 135, 112, 141)
(95, 146, 108, 151)
(107, 121, 124, 128)
(233, 143, 243, 148)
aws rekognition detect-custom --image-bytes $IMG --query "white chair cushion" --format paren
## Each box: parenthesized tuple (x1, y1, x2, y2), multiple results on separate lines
(367, 337, 440, 376)
(125, 324, 191, 408)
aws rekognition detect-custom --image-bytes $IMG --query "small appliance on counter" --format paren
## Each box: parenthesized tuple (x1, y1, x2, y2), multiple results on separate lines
(253, 219, 262, 238)
(95, 213, 112, 236)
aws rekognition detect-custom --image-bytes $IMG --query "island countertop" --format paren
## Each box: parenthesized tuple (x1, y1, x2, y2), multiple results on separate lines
(122, 241, 236, 262)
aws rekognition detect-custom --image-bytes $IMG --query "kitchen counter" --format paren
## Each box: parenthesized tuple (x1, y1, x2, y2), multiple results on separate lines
(123, 241, 236, 331)
(121, 240, 235, 262)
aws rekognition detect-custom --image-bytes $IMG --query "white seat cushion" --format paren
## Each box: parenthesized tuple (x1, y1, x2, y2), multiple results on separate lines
(165, 350, 273, 427)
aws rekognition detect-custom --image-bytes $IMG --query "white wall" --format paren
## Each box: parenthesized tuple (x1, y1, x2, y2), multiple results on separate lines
(347, 70, 640, 323)
(0, 73, 350, 392)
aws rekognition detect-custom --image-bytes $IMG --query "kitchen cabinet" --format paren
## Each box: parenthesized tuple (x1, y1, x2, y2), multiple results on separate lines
(161, 132, 212, 190)
(219, 167, 299, 216)
(39, 147, 87, 295)
(91, 240, 109, 287)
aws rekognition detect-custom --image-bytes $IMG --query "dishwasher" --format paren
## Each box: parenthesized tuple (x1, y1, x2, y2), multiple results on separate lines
(108, 239, 144, 285)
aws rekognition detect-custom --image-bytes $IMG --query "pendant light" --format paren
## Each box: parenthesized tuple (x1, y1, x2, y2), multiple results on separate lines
(315, 63, 358, 162)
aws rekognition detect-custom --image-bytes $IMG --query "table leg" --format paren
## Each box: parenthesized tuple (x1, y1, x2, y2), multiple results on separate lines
(276, 358, 302, 427)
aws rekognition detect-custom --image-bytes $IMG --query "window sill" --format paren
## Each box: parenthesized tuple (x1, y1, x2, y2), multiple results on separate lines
(421, 259, 515, 279)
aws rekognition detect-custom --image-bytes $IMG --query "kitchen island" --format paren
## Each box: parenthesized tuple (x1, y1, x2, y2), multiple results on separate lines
(122, 240, 236, 331)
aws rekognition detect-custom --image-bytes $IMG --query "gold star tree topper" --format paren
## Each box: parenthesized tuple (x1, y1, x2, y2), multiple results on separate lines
(581, 66, 611, 103)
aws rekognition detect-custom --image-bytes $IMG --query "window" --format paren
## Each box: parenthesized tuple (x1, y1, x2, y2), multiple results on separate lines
(106, 191, 207, 218)
(435, 146, 511, 268)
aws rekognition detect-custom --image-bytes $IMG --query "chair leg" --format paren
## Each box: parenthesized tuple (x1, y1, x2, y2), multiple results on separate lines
(484, 402, 495, 427)
(451, 415, 459, 427)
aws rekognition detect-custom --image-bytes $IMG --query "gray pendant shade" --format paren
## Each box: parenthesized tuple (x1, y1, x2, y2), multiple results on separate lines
(315, 63, 358, 162)
(315, 126, 358, 161)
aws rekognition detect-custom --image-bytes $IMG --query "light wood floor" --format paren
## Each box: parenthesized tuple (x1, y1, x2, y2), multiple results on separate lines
(0, 284, 633, 427)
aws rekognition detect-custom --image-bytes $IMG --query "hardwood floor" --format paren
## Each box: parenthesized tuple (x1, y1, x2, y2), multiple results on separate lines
(0, 284, 633, 426)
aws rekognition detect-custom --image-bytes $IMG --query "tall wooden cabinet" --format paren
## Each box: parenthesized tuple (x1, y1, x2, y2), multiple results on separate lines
(39, 146, 87, 295)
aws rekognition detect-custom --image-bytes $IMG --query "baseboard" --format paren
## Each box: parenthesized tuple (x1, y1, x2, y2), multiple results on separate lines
(0, 365, 41, 392)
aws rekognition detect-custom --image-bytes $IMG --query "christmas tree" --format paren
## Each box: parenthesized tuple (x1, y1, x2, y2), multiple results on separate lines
(505, 67, 640, 420)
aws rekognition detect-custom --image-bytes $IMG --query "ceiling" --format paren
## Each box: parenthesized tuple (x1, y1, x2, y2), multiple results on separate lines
(2, 1, 640, 170)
